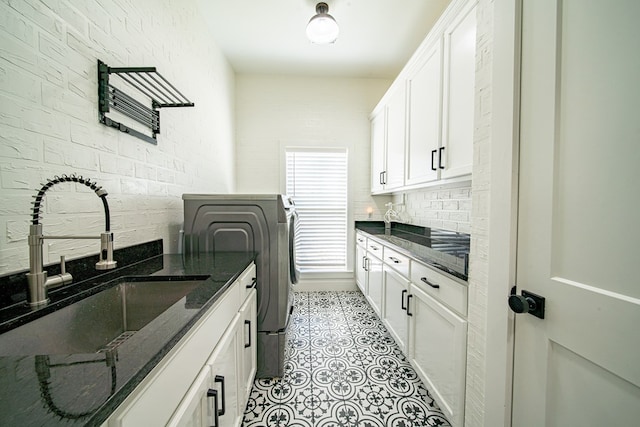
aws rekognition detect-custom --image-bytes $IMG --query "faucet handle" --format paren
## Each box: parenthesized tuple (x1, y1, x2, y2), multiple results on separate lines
(96, 232, 117, 270)
(59, 255, 67, 274)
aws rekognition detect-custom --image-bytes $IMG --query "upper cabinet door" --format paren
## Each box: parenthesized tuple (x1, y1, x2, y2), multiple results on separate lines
(370, 109, 386, 193)
(406, 41, 443, 186)
(384, 83, 407, 190)
(440, 1, 477, 180)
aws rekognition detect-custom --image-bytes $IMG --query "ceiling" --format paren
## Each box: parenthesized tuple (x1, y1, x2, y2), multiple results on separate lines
(196, 0, 452, 79)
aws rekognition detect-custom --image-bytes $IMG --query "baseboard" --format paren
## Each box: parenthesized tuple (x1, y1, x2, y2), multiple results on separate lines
(292, 277, 358, 292)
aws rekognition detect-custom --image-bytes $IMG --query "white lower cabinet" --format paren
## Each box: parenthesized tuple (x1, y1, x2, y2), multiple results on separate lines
(168, 313, 242, 427)
(239, 289, 257, 405)
(407, 284, 467, 427)
(366, 252, 383, 316)
(107, 263, 257, 427)
(355, 244, 368, 294)
(355, 232, 469, 427)
(382, 266, 410, 352)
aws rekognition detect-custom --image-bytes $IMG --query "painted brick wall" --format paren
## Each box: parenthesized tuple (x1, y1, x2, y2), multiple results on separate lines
(465, 0, 493, 425)
(391, 182, 472, 233)
(0, 0, 236, 276)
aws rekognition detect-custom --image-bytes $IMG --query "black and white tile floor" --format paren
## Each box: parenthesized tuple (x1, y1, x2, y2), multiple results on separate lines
(242, 291, 451, 427)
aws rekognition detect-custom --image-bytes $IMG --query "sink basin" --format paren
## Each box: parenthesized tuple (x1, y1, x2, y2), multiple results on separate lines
(0, 279, 205, 356)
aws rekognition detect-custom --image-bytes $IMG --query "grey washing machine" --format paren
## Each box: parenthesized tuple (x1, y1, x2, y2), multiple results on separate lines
(182, 194, 299, 378)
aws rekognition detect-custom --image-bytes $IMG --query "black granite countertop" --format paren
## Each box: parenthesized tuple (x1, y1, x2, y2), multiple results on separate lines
(0, 251, 256, 427)
(355, 221, 470, 282)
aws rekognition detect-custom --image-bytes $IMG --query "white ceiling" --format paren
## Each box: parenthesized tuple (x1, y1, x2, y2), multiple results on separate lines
(196, 0, 452, 79)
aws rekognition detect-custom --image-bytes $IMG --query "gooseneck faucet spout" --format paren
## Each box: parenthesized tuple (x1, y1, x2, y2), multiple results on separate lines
(26, 174, 117, 308)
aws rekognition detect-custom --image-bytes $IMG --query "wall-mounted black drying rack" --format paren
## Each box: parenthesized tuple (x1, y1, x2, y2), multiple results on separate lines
(98, 60, 194, 145)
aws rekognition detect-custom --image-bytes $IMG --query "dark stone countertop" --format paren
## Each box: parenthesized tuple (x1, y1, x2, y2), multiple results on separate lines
(0, 251, 256, 427)
(355, 221, 470, 282)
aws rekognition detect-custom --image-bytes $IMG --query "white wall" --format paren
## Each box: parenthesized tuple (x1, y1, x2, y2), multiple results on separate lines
(236, 75, 391, 227)
(0, 0, 236, 275)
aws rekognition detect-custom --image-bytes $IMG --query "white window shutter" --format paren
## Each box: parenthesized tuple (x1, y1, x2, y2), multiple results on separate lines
(286, 148, 348, 272)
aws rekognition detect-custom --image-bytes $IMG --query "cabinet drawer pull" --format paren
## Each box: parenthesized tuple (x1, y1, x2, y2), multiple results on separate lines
(407, 294, 413, 316)
(206, 388, 219, 427)
(388, 256, 401, 264)
(246, 277, 257, 289)
(370, 246, 379, 251)
(431, 149, 437, 171)
(401, 289, 407, 310)
(438, 146, 445, 169)
(244, 320, 252, 348)
(214, 375, 225, 416)
(421, 277, 440, 289)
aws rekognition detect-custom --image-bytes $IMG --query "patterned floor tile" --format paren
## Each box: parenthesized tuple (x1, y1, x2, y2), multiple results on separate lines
(242, 291, 451, 427)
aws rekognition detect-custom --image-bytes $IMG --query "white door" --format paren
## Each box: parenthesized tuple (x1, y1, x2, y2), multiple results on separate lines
(513, 1, 640, 426)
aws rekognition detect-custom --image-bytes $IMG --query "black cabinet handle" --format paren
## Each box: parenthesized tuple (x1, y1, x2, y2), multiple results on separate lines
(214, 375, 225, 416)
(244, 320, 252, 348)
(407, 294, 413, 316)
(246, 277, 257, 289)
(401, 289, 407, 310)
(207, 388, 219, 427)
(438, 147, 445, 169)
(431, 149, 437, 171)
(388, 256, 401, 264)
(421, 277, 440, 289)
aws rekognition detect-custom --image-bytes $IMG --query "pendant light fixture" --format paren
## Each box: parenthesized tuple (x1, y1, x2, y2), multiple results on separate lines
(306, 2, 339, 44)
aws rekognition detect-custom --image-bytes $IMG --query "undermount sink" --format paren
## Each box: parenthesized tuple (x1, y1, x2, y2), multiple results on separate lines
(0, 279, 206, 356)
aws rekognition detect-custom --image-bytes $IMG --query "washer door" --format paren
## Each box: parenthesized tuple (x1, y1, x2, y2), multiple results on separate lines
(288, 211, 300, 284)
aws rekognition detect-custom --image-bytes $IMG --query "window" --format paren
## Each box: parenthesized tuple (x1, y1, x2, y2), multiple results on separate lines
(286, 148, 348, 272)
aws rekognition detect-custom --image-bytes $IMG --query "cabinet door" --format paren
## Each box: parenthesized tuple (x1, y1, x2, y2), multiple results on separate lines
(406, 41, 443, 186)
(370, 109, 386, 193)
(366, 252, 383, 316)
(408, 285, 467, 427)
(382, 267, 410, 352)
(167, 367, 211, 427)
(355, 245, 368, 294)
(208, 314, 242, 427)
(385, 84, 407, 190)
(239, 289, 257, 405)
(440, 1, 477, 179)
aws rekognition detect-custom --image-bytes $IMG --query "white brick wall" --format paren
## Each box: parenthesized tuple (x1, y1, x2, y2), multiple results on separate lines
(0, 0, 236, 275)
(465, 0, 493, 425)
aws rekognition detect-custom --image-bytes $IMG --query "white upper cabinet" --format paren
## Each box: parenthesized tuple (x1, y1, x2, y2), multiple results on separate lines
(370, 108, 386, 193)
(406, 40, 443, 186)
(384, 84, 407, 190)
(370, 0, 477, 194)
(440, 1, 477, 179)
(370, 83, 407, 193)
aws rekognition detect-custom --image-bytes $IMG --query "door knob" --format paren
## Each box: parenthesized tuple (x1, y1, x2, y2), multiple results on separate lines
(508, 289, 545, 319)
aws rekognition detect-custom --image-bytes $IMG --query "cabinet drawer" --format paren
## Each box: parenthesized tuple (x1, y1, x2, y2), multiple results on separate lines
(410, 260, 467, 317)
(239, 263, 257, 300)
(383, 246, 410, 278)
(356, 232, 367, 248)
(367, 241, 383, 259)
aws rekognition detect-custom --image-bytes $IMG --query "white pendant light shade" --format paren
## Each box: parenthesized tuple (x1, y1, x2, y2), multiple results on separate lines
(306, 2, 339, 44)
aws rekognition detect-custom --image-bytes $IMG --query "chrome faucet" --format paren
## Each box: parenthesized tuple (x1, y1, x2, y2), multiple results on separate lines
(26, 174, 117, 308)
